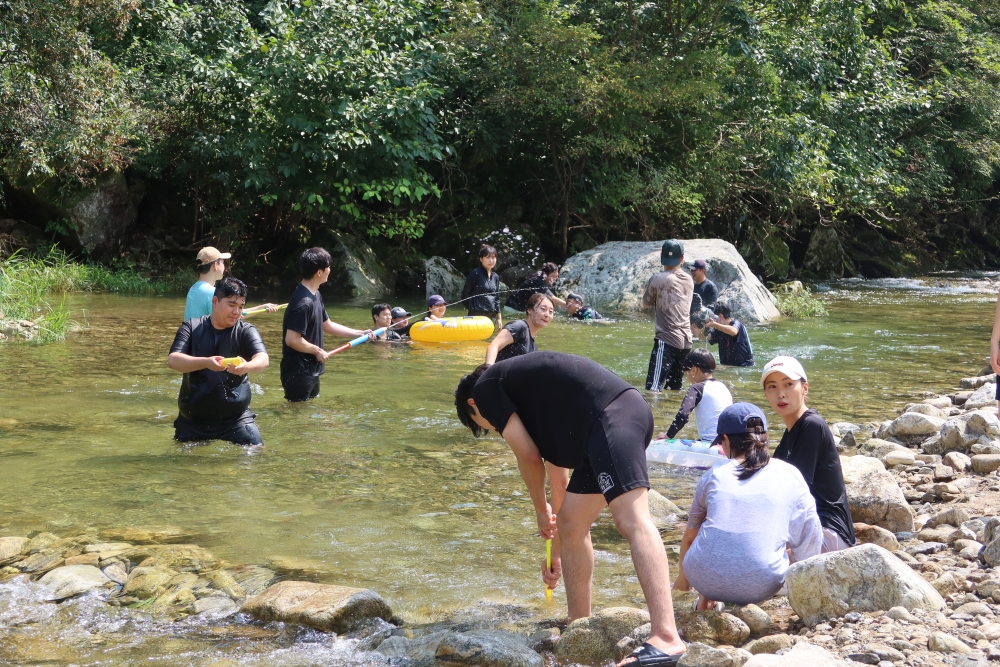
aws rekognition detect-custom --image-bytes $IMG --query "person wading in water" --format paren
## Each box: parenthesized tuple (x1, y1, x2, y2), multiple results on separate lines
(455, 351, 687, 667)
(462, 244, 502, 329)
(485, 293, 554, 365)
(183, 246, 277, 321)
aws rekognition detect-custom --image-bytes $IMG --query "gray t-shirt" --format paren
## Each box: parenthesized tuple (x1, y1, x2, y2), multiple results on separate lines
(683, 459, 823, 604)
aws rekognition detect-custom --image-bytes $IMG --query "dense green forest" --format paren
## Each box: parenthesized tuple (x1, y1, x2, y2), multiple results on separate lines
(2, 0, 1000, 287)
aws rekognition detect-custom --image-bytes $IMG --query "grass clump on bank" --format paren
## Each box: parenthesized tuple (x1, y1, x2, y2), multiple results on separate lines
(0, 249, 187, 343)
(774, 282, 828, 318)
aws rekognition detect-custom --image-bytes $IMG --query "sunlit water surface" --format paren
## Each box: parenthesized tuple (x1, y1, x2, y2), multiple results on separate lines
(0, 274, 997, 665)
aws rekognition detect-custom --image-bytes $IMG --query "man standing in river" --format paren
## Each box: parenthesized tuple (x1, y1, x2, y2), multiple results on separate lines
(643, 240, 693, 392)
(168, 277, 269, 445)
(454, 352, 687, 667)
(281, 247, 374, 401)
(183, 246, 278, 321)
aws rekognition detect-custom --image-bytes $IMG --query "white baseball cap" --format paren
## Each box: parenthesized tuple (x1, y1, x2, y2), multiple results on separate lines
(760, 356, 808, 386)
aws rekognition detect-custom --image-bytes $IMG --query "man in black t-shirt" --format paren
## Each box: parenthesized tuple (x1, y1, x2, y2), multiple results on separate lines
(505, 262, 567, 312)
(168, 277, 269, 445)
(454, 352, 687, 665)
(281, 248, 374, 402)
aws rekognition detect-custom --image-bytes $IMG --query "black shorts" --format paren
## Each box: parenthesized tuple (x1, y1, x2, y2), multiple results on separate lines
(174, 411, 262, 446)
(566, 389, 653, 503)
(282, 373, 321, 402)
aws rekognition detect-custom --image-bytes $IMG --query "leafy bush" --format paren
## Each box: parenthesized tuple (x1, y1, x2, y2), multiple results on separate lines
(775, 288, 828, 318)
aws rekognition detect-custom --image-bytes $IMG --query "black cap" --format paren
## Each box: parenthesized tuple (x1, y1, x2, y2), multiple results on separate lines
(390, 307, 412, 319)
(661, 240, 684, 266)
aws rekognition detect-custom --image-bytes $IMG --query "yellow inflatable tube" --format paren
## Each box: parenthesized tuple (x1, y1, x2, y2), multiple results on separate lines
(409, 316, 495, 342)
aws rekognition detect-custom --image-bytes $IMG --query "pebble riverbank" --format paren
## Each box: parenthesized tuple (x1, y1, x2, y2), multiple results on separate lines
(3, 367, 1000, 667)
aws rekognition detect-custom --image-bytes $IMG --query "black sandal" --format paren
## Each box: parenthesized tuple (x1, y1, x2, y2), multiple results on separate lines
(625, 642, 685, 667)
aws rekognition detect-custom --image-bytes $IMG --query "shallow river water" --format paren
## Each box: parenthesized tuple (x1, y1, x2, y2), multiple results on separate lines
(0, 275, 998, 665)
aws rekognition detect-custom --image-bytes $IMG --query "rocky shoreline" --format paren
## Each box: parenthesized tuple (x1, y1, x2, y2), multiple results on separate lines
(3, 369, 1000, 667)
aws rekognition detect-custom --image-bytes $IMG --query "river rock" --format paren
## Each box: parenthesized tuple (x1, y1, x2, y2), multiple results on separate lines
(15, 552, 64, 574)
(230, 565, 277, 597)
(971, 454, 1000, 473)
(558, 239, 780, 322)
(329, 231, 393, 298)
(960, 375, 995, 390)
(926, 507, 969, 528)
(379, 631, 451, 666)
(860, 438, 909, 459)
(435, 629, 543, 667)
(99, 527, 190, 545)
(904, 403, 949, 418)
(0, 537, 28, 565)
(846, 470, 914, 533)
(64, 553, 100, 567)
(121, 544, 218, 570)
(982, 538, 1000, 567)
(25, 532, 60, 554)
(942, 452, 971, 472)
(889, 413, 946, 437)
(38, 565, 112, 600)
(241, 580, 392, 633)
(785, 544, 944, 626)
(102, 562, 128, 585)
(613, 623, 651, 662)
(972, 440, 1000, 455)
(853, 523, 899, 551)
(649, 489, 685, 527)
(984, 517, 1000, 544)
(744, 634, 793, 655)
(802, 226, 845, 278)
(677, 611, 750, 647)
(555, 606, 650, 664)
(928, 632, 971, 654)
(192, 595, 240, 618)
(744, 642, 850, 667)
(677, 642, 742, 667)
(840, 456, 886, 485)
(424, 256, 466, 302)
(123, 565, 178, 599)
(882, 450, 916, 467)
(965, 384, 998, 410)
(730, 604, 773, 638)
(954, 601, 993, 616)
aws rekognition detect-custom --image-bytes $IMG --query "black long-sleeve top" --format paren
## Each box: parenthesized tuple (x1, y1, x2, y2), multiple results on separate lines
(462, 267, 501, 314)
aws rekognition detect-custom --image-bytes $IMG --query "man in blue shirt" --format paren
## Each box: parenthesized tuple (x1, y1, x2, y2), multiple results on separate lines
(183, 247, 277, 321)
(706, 302, 754, 367)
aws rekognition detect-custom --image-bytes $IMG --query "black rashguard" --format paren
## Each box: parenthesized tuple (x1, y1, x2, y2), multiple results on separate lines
(462, 267, 501, 314)
(281, 284, 330, 380)
(773, 409, 856, 546)
(472, 351, 634, 469)
(495, 319, 537, 362)
(707, 319, 754, 366)
(572, 306, 604, 321)
(665, 382, 706, 439)
(169, 316, 267, 423)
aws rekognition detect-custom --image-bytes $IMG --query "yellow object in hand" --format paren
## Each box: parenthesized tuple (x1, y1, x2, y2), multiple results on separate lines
(220, 357, 243, 368)
(545, 539, 553, 599)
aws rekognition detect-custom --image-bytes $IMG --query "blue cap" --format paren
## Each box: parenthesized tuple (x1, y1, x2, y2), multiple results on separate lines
(713, 402, 768, 445)
(427, 294, 446, 307)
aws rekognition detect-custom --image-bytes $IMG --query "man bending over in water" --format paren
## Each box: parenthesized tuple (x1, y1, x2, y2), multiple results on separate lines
(455, 351, 687, 667)
(168, 277, 269, 446)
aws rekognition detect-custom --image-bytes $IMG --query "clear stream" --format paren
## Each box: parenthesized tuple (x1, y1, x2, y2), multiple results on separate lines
(0, 275, 997, 665)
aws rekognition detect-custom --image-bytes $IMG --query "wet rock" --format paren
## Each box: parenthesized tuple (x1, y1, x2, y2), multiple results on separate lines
(121, 544, 218, 571)
(25, 532, 60, 554)
(123, 566, 178, 599)
(853, 523, 899, 551)
(379, 631, 450, 666)
(15, 552, 64, 574)
(230, 565, 277, 597)
(649, 489, 686, 526)
(678, 642, 740, 667)
(38, 565, 112, 600)
(846, 470, 914, 533)
(241, 580, 393, 633)
(435, 629, 543, 667)
(555, 607, 650, 664)
(83, 542, 132, 557)
(99, 527, 190, 545)
(192, 595, 240, 618)
(744, 635, 794, 655)
(207, 570, 246, 600)
(889, 413, 945, 437)
(424, 257, 466, 302)
(559, 239, 780, 322)
(677, 611, 750, 647)
(528, 627, 561, 653)
(943, 452, 973, 472)
(928, 631, 971, 654)
(840, 456, 886, 486)
(971, 455, 1000, 473)
(64, 553, 100, 567)
(102, 562, 128, 585)
(785, 544, 944, 625)
(743, 642, 851, 667)
(0, 537, 28, 565)
(613, 623, 651, 662)
(730, 604, 774, 638)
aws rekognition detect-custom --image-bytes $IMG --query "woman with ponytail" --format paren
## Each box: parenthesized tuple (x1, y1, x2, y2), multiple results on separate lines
(672, 403, 823, 610)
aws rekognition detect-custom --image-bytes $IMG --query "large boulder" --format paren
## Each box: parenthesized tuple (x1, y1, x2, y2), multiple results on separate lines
(888, 413, 945, 438)
(846, 470, 914, 533)
(558, 239, 780, 323)
(802, 226, 845, 279)
(38, 565, 112, 600)
(329, 232, 393, 298)
(839, 456, 885, 486)
(241, 581, 392, 633)
(425, 256, 466, 301)
(785, 544, 945, 626)
(555, 607, 650, 664)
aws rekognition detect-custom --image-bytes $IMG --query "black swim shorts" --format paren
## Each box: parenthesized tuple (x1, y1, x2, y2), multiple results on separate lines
(282, 373, 321, 402)
(566, 388, 653, 503)
(174, 411, 262, 446)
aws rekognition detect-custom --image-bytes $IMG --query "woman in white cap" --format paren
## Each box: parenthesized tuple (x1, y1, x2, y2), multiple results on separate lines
(761, 356, 856, 552)
(672, 402, 823, 609)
